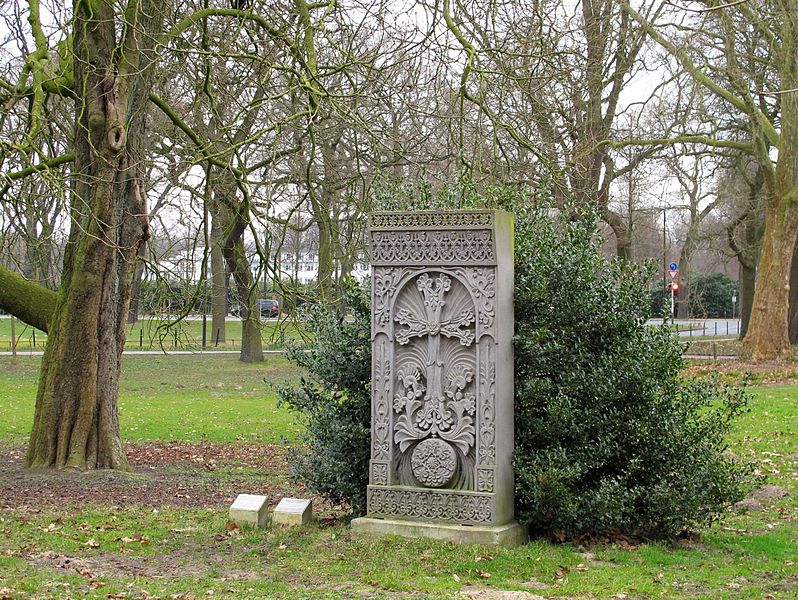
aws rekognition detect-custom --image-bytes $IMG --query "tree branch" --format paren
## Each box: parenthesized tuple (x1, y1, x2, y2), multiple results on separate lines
(0, 264, 56, 333)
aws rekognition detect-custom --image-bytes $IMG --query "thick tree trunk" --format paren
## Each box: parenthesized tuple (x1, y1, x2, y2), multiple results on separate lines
(789, 243, 798, 344)
(210, 203, 227, 344)
(603, 208, 632, 261)
(215, 177, 262, 362)
(224, 233, 263, 363)
(676, 241, 695, 319)
(25, 0, 161, 470)
(739, 261, 756, 339)
(743, 16, 798, 360)
(127, 245, 146, 324)
(742, 200, 798, 359)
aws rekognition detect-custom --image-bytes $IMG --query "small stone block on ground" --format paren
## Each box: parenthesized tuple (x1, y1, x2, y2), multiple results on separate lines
(272, 497, 312, 526)
(229, 493, 269, 528)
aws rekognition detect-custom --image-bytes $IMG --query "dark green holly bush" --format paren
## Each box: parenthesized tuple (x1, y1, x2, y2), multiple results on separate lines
(513, 209, 754, 539)
(275, 280, 371, 515)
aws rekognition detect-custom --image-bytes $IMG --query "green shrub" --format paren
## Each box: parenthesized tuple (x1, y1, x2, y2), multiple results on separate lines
(275, 280, 372, 515)
(513, 209, 754, 538)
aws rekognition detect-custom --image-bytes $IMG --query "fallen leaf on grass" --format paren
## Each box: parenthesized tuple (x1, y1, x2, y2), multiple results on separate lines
(476, 570, 491, 579)
(475, 554, 493, 563)
(452, 574, 460, 582)
(85, 539, 100, 548)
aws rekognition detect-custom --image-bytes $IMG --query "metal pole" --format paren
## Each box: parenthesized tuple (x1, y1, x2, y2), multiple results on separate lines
(202, 314, 207, 350)
(11, 317, 16, 357)
(670, 286, 675, 324)
(663, 210, 667, 293)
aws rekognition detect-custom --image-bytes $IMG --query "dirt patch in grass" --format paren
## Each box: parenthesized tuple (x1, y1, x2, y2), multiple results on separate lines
(0, 441, 301, 510)
(683, 359, 798, 384)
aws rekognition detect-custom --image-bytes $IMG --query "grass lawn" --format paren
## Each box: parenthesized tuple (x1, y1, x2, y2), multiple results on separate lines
(0, 355, 795, 599)
(0, 355, 299, 445)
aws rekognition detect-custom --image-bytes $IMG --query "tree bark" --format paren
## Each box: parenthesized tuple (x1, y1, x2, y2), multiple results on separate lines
(742, 9, 798, 360)
(223, 227, 263, 363)
(742, 200, 798, 359)
(25, 0, 162, 470)
(210, 202, 227, 344)
(214, 176, 263, 362)
(739, 262, 756, 339)
(789, 242, 798, 344)
(127, 245, 146, 324)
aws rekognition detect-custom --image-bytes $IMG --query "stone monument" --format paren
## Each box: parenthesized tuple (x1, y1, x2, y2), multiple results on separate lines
(351, 210, 526, 546)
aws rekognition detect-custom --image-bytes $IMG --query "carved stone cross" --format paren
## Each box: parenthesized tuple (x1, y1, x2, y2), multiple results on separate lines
(394, 273, 475, 405)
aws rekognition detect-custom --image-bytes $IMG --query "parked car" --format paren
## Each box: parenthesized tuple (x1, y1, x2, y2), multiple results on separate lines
(258, 298, 280, 318)
(231, 298, 280, 318)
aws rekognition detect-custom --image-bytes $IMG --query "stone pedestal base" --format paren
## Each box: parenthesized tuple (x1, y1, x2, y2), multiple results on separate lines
(351, 517, 527, 547)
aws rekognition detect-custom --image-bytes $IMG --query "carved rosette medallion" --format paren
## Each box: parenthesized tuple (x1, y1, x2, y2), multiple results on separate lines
(365, 210, 513, 528)
(411, 439, 457, 487)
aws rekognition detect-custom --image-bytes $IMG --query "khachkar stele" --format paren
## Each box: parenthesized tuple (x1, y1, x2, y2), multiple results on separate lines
(351, 210, 527, 546)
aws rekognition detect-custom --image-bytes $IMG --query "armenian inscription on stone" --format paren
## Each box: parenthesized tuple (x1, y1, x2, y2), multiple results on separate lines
(364, 210, 515, 527)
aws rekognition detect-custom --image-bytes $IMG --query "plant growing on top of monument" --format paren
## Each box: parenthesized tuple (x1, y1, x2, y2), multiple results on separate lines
(513, 208, 755, 539)
(275, 279, 372, 515)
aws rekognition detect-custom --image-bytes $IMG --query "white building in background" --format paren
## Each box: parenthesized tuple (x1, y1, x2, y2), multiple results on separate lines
(154, 245, 369, 287)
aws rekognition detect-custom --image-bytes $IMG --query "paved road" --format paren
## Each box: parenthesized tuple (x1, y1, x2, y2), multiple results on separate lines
(648, 318, 741, 337)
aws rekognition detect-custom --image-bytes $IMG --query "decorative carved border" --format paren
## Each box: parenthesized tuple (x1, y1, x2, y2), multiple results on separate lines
(367, 486, 495, 525)
(369, 230, 495, 266)
(478, 344, 496, 465)
(372, 336, 392, 462)
(369, 211, 494, 230)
